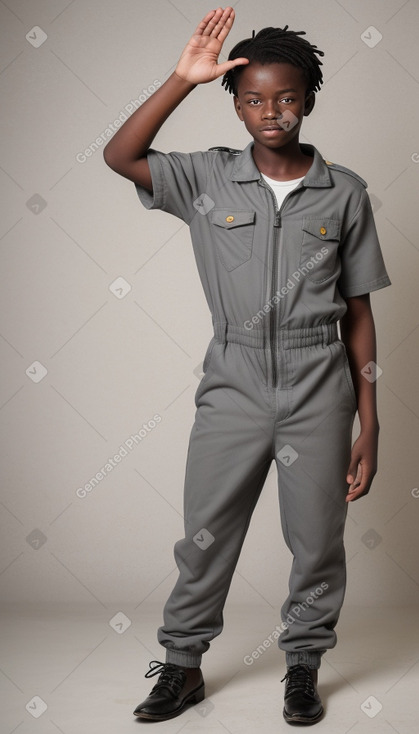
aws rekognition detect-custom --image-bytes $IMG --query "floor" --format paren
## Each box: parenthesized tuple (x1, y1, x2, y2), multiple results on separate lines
(1, 603, 417, 733)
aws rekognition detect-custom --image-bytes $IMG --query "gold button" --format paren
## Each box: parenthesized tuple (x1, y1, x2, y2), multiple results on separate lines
(320, 226, 327, 235)
(225, 215, 235, 223)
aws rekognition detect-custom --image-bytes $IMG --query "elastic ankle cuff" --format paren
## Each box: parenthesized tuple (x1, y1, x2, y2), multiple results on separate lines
(286, 650, 323, 670)
(165, 649, 202, 668)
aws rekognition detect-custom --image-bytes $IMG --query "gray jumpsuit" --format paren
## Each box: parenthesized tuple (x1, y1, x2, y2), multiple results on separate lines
(135, 142, 391, 670)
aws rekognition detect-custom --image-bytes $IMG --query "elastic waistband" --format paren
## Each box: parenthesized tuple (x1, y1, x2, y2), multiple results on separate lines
(213, 321, 339, 349)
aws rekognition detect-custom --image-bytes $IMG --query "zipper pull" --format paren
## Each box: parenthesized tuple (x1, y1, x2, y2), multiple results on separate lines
(274, 212, 282, 227)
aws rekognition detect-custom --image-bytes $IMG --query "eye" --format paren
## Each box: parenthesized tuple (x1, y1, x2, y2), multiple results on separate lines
(248, 99, 261, 105)
(280, 97, 294, 104)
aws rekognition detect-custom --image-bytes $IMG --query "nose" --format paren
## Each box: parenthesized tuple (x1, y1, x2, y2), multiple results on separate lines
(263, 102, 279, 119)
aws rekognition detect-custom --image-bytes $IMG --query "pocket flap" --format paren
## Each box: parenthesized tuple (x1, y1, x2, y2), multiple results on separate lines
(302, 217, 341, 240)
(210, 209, 256, 229)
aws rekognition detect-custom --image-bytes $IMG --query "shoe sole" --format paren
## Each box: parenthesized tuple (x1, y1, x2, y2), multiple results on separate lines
(283, 706, 324, 725)
(133, 683, 205, 721)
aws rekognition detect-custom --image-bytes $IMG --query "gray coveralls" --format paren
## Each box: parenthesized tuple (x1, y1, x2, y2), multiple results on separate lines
(135, 142, 391, 670)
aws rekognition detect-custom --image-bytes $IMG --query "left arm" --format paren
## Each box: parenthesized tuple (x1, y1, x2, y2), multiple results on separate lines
(340, 293, 380, 502)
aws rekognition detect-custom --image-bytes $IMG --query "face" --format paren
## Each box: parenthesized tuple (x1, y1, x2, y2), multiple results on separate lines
(233, 62, 315, 150)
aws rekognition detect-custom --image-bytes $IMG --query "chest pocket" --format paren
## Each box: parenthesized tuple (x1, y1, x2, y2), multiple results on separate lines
(300, 217, 342, 283)
(210, 209, 256, 271)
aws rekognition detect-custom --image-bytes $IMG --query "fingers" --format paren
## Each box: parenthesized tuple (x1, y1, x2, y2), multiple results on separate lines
(346, 432, 378, 502)
(346, 482, 369, 502)
(213, 57, 250, 79)
(216, 7, 236, 43)
(201, 7, 235, 38)
(346, 460, 361, 489)
(345, 462, 371, 502)
(195, 9, 219, 36)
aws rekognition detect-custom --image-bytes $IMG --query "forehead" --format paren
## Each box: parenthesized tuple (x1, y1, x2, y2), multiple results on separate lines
(236, 61, 306, 93)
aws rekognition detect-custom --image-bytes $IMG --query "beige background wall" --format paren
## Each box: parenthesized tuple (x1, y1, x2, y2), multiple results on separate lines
(1, 0, 418, 619)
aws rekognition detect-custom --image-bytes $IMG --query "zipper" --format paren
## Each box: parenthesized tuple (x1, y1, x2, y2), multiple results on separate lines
(257, 179, 302, 388)
(271, 209, 281, 387)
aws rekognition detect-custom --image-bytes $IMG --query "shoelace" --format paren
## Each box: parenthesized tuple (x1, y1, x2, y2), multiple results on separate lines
(281, 664, 316, 696)
(144, 660, 186, 699)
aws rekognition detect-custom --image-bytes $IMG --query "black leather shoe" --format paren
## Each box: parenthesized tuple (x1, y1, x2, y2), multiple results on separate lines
(281, 664, 324, 725)
(133, 660, 205, 721)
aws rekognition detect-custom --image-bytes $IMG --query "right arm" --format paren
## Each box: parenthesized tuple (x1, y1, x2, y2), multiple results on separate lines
(103, 73, 196, 193)
(102, 6, 248, 192)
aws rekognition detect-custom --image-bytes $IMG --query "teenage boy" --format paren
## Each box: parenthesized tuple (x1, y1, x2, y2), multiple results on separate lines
(104, 6, 391, 725)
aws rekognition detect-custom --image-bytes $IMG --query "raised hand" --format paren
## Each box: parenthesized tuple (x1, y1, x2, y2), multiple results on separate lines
(175, 6, 249, 85)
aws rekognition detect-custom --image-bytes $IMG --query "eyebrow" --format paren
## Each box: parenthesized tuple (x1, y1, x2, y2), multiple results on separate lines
(243, 88, 297, 95)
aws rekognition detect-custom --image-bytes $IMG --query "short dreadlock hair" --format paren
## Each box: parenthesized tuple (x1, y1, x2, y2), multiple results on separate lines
(221, 26, 324, 97)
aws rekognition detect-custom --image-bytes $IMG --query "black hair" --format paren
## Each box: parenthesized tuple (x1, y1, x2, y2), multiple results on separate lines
(221, 26, 324, 97)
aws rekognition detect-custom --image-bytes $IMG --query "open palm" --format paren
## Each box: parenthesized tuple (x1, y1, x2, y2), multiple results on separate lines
(175, 7, 249, 85)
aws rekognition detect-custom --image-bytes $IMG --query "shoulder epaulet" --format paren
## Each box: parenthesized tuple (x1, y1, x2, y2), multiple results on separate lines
(208, 146, 242, 155)
(324, 159, 368, 188)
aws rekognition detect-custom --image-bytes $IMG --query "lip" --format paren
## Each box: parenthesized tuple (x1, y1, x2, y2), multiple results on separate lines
(260, 127, 283, 135)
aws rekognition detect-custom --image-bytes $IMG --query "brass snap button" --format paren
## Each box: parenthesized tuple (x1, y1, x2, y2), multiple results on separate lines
(225, 215, 235, 223)
(320, 226, 327, 235)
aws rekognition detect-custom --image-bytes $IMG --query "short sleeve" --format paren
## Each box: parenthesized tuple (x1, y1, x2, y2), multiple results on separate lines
(134, 148, 213, 224)
(337, 187, 391, 298)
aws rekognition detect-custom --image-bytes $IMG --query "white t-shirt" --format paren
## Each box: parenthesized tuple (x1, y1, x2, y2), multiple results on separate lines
(261, 172, 305, 210)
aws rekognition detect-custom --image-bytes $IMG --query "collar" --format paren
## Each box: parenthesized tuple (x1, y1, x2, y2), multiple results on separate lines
(229, 142, 332, 188)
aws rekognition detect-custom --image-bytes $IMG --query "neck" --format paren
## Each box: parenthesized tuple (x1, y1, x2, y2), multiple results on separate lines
(251, 138, 313, 180)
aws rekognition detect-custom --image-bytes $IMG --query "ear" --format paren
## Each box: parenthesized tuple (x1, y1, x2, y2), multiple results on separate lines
(234, 95, 244, 122)
(304, 91, 315, 117)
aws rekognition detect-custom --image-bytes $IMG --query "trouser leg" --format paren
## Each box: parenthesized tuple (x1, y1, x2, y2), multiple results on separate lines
(158, 340, 273, 667)
(274, 340, 357, 669)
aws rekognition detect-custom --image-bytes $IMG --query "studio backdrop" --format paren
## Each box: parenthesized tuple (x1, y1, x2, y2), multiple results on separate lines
(1, 0, 418, 619)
